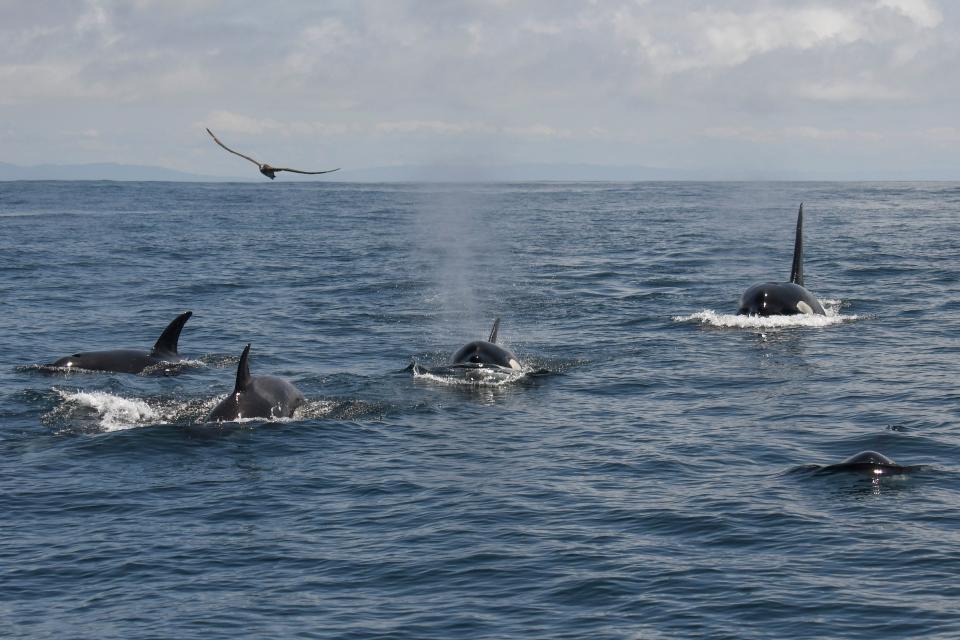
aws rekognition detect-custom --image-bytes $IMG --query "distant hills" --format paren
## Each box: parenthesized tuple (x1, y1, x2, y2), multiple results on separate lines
(333, 163, 697, 182)
(1, 160, 951, 182)
(0, 160, 692, 182)
(0, 161, 230, 182)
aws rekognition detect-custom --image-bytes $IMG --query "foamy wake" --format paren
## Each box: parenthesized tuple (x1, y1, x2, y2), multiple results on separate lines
(201, 397, 336, 423)
(51, 390, 336, 431)
(140, 358, 207, 375)
(673, 299, 858, 329)
(411, 363, 527, 386)
(298, 399, 337, 419)
(54, 389, 161, 432)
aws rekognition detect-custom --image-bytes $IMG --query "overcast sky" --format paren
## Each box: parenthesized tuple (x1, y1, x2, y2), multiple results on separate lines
(1, 0, 958, 178)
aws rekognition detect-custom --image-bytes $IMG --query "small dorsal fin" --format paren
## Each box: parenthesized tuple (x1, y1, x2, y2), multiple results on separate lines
(488, 318, 501, 343)
(234, 344, 253, 393)
(151, 311, 192, 356)
(789, 203, 804, 286)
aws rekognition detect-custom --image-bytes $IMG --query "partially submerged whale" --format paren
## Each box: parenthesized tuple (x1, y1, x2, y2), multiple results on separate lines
(818, 451, 918, 475)
(48, 311, 193, 374)
(450, 318, 521, 371)
(738, 204, 825, 316)
(207, 344, 305, 422)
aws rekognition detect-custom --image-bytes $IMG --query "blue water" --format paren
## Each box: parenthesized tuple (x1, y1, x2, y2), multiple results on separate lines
(2, 181, 959, 639)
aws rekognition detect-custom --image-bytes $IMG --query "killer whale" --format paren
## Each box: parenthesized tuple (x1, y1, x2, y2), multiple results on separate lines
(48, 311, 193, 374)
(737, 204, 825, 316)
(819, 451, 918, 476)
(207, 344, 305, 422)
(450, 318, 521, 371)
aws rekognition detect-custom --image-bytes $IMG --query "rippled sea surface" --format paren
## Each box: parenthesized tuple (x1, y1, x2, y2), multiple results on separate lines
(2, 181, 959, 639)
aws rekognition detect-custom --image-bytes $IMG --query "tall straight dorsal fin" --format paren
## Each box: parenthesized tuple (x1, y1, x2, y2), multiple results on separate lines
(234, 344, 253, 393)
(488, 318, 501, 343)
(151, 311, 192, 356)
(790, 203, 804, 286)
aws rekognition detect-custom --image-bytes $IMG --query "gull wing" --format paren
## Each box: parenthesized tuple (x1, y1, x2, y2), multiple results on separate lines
(205, 128, 262, 167)
(272, 166, 341, 175)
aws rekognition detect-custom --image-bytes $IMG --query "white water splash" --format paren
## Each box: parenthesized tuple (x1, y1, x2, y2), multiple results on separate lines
(139, 358, 207, 376)
(673, 300, 859, 329)
(203, 396, 334, 423)
(412, 364, 527, 386)
(54, 389, 160, 431)
(298, 399, 337, 420)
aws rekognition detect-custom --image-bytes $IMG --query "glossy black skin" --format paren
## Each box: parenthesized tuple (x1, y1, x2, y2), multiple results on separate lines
(737, 204, 827, 317)
(820, 451, 916, 475)
(207, 376, 305, 421)
(49, 311, 192, 374)
(207, 344, 305, 422)
(737, 282, 825, 316)
(451, 340, 521, 370)
(51, 349, 179, 374)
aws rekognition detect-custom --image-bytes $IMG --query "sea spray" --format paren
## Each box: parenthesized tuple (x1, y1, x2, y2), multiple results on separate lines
(54, 389, 159, 431)
(673, 299, 859, 329)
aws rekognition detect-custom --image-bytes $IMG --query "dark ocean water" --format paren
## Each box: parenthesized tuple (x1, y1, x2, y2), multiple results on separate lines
(1, 180, 959, 639)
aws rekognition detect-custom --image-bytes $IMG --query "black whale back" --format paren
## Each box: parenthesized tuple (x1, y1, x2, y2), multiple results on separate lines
(207, 344, 305, 422)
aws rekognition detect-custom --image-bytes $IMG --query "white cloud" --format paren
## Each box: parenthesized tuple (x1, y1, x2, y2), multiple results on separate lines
(374, 120, 489, 135)
(698, 7, 866, 67)
(703, 125, 885, 143)
(702, 126, 778, 144)
(608, 2, 945, 76)
(202, 112, 607, 141)
(921, 126, 960, 142)
(794, 80, 910, 102)
(783, 126, 884, 142)
(74, 0, 120, 46)
(64, 128, 101, 139)
(205, 111, 286, 136)
(284, 18, 355, 74)
(504, 124, 577, 139)
(0, 62, 94, 104)
(1, 1, 958, 175)
(877, 0, 943, 29)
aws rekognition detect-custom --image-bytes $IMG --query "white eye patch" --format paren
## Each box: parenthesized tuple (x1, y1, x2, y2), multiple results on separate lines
(796, 301, 814, 315)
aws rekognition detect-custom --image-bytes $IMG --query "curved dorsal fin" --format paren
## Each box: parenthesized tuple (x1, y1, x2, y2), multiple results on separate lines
(151, 311, 192, 356)
(790, 203, 804, 286)
(234, 344, 253, 392)
(488, 318, 501, 343)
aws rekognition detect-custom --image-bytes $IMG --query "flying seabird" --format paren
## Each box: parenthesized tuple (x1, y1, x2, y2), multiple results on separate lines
(205, 127, 339, 180)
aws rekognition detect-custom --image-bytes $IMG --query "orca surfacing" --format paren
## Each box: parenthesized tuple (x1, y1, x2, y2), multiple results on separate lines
(819, 451, 918, 476)
(207, 344, 305, 422)
(450, 318, 522, 371)
(48, 311, 193, 374)
(738, 204, 825, 317)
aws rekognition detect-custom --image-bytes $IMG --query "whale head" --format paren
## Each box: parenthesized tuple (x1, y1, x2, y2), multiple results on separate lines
(737, 204, 826, 317)
(821, 451, 915, 475)
(450, 318, 521, 371)
(737, 282, 823, 316)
